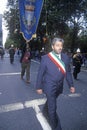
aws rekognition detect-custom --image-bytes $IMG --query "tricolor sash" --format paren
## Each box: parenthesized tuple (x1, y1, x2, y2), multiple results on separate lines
(48, 51, 66, 75)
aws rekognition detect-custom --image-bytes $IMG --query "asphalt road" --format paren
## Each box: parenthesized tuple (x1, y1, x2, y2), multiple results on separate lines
(0, 53, 87, 130)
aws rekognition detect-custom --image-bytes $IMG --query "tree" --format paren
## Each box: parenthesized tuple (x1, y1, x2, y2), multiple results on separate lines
(3, 0, 87, 51)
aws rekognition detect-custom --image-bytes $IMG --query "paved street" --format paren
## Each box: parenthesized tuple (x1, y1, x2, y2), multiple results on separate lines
(0, 53, 87, 130)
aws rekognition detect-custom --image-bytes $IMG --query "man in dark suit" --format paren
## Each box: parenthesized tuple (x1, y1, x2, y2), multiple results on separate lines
(36, 37, 75, 130)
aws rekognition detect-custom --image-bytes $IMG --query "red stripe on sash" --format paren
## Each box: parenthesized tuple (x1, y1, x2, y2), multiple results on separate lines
(48, 53, 66, 75)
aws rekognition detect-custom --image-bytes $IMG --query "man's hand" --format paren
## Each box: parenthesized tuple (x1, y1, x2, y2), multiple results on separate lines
(70, 87, 75, 93)
(36, 89, 43, 94)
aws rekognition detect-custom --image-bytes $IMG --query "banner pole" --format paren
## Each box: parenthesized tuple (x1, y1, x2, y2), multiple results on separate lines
(44, 0, 48, 36)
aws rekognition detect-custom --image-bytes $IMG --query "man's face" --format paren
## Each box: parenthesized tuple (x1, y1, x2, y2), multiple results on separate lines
(52, 41, 63, 54)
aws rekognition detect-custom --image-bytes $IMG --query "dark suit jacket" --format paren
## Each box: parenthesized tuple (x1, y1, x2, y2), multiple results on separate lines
(36, 52, 74, 96)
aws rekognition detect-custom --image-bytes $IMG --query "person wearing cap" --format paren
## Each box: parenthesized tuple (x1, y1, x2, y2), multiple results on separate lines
(36, 37, 75, 130)
(9, 44, 15, 64)
(72, 48, 83, 80)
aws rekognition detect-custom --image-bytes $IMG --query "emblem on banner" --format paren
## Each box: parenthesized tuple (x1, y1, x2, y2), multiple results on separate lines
(19, 0, 43, 41)
(24, 0, 36, 30)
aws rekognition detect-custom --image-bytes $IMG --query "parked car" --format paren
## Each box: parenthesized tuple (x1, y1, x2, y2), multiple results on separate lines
(0, 46, 5, 59)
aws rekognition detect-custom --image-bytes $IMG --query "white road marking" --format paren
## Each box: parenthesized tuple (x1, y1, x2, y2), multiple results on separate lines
(0, 98, 46, 113)
(0, 72, 21, 76)
(0, 59, 40, 76)
(31, 59, 40, 64)
(82, 69, 87, 72)
(0, 103, 24, 113)
(25, 98, 46, 108)
(0, 98, 52, 130)
(34, 105, 52, 130)
(0, 72, 38, 76)
(68, 93, 81, 97)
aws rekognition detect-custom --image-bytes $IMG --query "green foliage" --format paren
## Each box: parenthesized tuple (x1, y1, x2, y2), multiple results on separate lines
(39, 0, 87, 37)
(3, 0, 87, 52)
(78, 35, 87, 53)
(5, 38, 15, 49)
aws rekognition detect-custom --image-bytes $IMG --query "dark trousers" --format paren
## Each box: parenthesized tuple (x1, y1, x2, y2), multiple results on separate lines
(21, 62, 30, 81)
(10, 55, 14, 64)
(43, 94, 62, 130)
(73, 67, 80, 79)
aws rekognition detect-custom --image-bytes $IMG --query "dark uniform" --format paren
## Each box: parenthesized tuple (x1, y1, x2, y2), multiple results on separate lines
(73, 53, 83, 79)
(9, 47, 15, 64)
(36, 52, 74, 130)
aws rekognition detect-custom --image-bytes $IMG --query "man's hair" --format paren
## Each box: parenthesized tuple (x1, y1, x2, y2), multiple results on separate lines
(51, 38, 64, 46)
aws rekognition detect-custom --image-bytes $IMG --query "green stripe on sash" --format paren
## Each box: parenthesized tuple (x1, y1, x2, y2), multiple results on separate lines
(52, 51, 65, 69)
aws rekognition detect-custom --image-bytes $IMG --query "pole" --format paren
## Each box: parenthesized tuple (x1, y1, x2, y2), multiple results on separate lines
(44, 0, 48, 36)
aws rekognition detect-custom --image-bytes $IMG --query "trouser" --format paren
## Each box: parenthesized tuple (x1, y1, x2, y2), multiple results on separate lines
(10, 55, 14, 63)
(21, 62, 30, 81)
(73, 67, 80, 79)
(43, 94, 62, 130)
(73, 70, 77, 79)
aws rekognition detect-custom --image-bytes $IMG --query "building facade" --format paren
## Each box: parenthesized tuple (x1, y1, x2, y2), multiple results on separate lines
(0, 14, 2, 46)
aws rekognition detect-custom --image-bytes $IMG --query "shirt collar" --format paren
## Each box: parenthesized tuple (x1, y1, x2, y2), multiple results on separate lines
(56, 54, 61, 59)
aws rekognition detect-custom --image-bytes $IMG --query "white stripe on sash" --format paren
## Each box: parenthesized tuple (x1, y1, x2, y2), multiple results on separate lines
(48, 52, 66, 74)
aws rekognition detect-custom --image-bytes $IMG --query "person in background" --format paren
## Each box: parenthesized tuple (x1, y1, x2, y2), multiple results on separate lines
(72, 48, 83, 80)
(0, 46, 5, 59)
(84, 57, 87, 68)
(20, 47, 31, 83)
(9, 44, 15, 64)
(36, 37, 75, 130)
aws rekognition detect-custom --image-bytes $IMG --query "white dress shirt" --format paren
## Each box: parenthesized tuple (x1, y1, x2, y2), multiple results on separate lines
(56, 54, 61, 59)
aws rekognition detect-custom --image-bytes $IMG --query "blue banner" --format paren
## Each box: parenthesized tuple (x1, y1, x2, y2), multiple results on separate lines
(19, 0, 43, 42)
